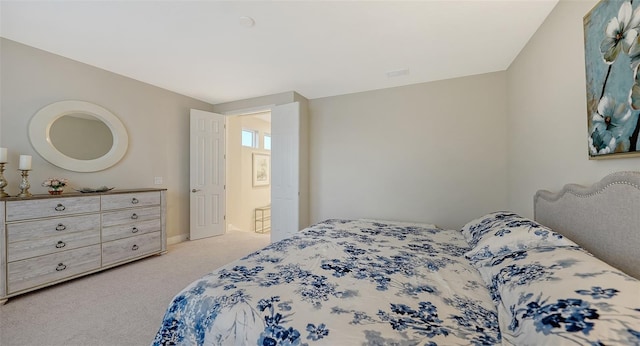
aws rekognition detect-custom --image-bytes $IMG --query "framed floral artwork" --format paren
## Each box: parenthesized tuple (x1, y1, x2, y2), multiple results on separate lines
(584, 0, 640, 159)
(252, 153, 270, 187)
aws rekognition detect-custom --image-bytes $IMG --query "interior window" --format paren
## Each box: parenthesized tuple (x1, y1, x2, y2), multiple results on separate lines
(242, 129, 258, 148)
(264, 134, 271, 150)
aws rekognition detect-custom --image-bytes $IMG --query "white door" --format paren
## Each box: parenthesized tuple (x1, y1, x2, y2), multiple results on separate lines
(189, 109, 226, 240)
(271, 102, 300, 242)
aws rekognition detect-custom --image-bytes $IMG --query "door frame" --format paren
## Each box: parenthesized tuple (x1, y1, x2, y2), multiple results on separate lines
(217, 101, 308, 239)
(222, 105, 275, 233)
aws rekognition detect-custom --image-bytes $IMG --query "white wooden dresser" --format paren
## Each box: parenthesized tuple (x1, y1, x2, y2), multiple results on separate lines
(0, 188, 166, 304)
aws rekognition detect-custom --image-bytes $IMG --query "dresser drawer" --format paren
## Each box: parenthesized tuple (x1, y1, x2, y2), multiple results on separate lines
(101, 192, 160, 210)
(102, 218, 161, 242)
(7, 214, 100, 244)
(7, 245, 101, 294)
(6, 196, 100, 222)
(8, 229, 101, 262)
(102, 206, 161, 227)
(102, 231, 161, 266)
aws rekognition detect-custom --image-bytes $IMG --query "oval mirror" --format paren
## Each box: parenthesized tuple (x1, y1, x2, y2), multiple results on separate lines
(29, 100, 128, 172)
(49, 113, 114, 160)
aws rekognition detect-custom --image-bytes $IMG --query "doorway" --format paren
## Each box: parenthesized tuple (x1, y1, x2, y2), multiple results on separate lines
(226, 111, 271, 233)
(190, 101, 306, 242)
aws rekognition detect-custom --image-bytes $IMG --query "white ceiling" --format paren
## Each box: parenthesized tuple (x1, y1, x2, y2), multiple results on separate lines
(0, 0, 558, 104)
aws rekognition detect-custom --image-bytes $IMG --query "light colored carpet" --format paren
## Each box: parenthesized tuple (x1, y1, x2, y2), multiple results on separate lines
(0, 230, 270, 346)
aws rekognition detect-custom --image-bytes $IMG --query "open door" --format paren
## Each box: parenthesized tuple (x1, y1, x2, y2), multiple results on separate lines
(271, 102, 300, 242)
(189, 109, 226, 240)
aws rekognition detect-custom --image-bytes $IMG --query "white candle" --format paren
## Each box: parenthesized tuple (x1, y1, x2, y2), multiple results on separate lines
(19, 155, 32, 170)
(0, 148, 6, 163)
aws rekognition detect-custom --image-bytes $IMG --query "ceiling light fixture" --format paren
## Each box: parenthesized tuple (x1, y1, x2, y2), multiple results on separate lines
(239, 16, 255, 28)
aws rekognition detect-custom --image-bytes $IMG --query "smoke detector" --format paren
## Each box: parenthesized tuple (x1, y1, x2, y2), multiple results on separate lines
(239, 16, 255, 28)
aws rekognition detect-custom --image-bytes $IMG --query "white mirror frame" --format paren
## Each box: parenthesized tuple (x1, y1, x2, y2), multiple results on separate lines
(29, 100, 129, 172)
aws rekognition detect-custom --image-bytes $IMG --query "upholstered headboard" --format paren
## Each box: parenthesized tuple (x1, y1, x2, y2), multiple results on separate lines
(534, 171, 640, 280)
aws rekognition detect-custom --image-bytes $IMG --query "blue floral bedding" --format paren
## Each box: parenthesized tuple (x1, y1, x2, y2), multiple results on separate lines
(153, 219, 500, 345)
(474, 246, 640, 345)
(462, 212, 640, 346)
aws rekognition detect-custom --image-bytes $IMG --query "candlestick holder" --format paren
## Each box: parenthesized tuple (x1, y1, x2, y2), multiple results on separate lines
(0, 163, 8, 198)
(17, 169, 32, 198)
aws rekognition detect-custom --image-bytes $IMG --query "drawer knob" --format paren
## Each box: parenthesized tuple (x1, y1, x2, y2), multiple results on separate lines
(55, 241, 66, 248)
(131, 197, 139, 204)
(131, 227, 139, 233)
(55, 223, 66, 231)
(131, 213, 139, 220)
(54, 203, 66, 211)
(56, 263, 67, 271)
(132, 244, 139, 251)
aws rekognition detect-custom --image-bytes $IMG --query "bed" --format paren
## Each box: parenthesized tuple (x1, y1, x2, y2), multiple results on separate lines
(154, 172, 640, 345)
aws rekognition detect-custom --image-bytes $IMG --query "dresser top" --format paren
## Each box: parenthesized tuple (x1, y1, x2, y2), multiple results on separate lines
(0, 188, 167, 202)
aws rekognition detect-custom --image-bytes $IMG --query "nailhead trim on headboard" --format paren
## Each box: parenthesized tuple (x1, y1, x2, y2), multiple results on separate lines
(534, 171, 640, 203)
(568, 181, 640, 198)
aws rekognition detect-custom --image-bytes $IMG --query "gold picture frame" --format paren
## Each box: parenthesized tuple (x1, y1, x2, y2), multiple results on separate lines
(252, 153, 270, 187)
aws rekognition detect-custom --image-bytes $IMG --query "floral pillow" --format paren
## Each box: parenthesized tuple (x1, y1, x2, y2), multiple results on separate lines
(460, 212, 577, 264)
(472, 246, 640, 345)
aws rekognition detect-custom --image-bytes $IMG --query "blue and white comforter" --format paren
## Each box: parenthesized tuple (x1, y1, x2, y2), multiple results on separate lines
(153, 219, 500, 345)
(462, 212, 640, 345)
(476, 245, 640, 345)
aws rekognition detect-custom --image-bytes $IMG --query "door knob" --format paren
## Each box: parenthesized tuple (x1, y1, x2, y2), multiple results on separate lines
(191, 189, 201, 193)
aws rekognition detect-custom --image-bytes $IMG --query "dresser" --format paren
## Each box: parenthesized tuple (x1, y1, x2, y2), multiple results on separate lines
(0, 189, 166, 304)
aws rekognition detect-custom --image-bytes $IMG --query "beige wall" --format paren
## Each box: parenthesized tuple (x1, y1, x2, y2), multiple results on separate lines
(309, 72, 509, 230)
(227, 115, 271, 232)
(506, 0, 640, 218)
(212, 92, 299, 114)
(0, 38, 217, 241)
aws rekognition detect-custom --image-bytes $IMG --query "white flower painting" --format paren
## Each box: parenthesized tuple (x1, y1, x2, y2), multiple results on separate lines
(585, 0, 640, 158)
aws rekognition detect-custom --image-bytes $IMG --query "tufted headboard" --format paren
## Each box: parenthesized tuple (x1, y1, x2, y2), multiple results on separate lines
(534, 171, 640, 280)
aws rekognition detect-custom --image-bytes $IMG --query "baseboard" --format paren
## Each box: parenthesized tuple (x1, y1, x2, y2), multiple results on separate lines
(169, 225, 247, 245)
(168, 234, 188, 245)
(228, 224, 242, 232)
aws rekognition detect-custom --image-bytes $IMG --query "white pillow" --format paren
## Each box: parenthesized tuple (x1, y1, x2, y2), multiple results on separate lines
(460, 212, 576, 264)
